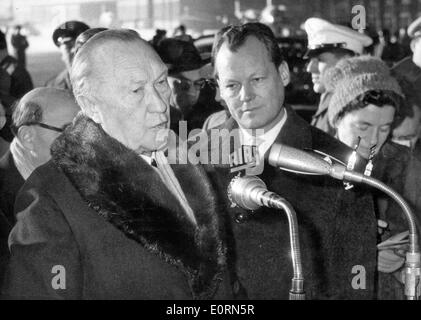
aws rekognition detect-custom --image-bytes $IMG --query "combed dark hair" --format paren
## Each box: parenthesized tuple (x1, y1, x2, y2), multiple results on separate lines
(11, 100, 43, 135)
(335, 89, 405, 127)
(211, 22, 283, 75)
(0, 30, 7, 50)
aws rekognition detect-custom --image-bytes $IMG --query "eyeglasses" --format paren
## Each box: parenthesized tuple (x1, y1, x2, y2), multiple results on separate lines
(12, 122, 66, 136)
(28, 122, 66, 132)
(173, 77, 218, 91)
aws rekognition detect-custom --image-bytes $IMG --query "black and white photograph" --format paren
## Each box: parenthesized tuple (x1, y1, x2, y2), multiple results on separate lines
(0, 0, 420, 310)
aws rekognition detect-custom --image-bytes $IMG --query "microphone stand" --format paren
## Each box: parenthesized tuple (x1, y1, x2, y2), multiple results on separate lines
(228, 175, 305, 300)
(268, 143, 421, 299)
(329, 164, 421, 300)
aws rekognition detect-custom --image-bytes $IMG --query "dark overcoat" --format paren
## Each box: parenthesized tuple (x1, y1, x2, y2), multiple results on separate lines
(1, 115, 234, 300)
(205, 107, 378, 299)
(369, 141, 421, 300)
(0, 149, 25, 225)
(310, 92, 335, 136)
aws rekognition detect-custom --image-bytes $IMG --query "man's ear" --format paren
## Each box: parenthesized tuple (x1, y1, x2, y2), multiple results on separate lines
(77, 94, 102, 123)
(410, 38, 419, 53)
(278, 61, 290, 87)
(17, 125, 35, 150)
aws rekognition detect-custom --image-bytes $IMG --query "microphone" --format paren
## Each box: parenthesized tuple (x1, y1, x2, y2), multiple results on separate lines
(268, 142, 421, 300)
(268, 143, 332, 175)
(268, 142, 379, 181)
(228, 175, 305, 300)
(228, 175, 287, 211)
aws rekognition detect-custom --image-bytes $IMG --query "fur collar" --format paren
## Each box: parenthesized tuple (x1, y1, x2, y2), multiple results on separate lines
(50, 114, 227, 299)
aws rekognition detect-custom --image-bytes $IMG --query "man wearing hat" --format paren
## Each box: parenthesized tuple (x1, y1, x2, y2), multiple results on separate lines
(392, 16, 421, 102)
(156, 38, 223, 132)
(304, 17, 372, 135)
(0, 30, 33, 143)
(45, 20, 89, 90)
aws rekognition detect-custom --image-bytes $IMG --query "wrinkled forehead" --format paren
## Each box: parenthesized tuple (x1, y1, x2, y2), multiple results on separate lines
(93, 40, 166, 82)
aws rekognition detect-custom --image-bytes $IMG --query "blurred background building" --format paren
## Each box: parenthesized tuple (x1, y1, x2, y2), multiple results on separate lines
(1, 0, 420, 89)
(1, 0, 421, 37)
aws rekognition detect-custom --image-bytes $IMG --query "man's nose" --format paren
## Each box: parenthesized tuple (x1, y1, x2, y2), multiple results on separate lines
(148, 87, 168, 113)
(239, 83, 255, 102)
(306, 59, 317, 73)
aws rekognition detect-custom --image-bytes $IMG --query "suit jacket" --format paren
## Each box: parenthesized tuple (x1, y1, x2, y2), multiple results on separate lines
(0, 149, 24, 294)
(311, 91, 335, 136)
(2, 115, 234, 300)
(0, 55, 33, 99)
(206, 106, 378, 299)
(0, 149, 24, 226)
(371, 142, 421, 236)
(0, 207, 9, 290)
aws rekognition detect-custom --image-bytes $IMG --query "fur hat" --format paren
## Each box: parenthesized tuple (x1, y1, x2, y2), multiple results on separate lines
(324, 56, 403, 126)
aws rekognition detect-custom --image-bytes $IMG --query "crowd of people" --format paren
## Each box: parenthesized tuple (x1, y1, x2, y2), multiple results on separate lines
(0, 14, 420, 300)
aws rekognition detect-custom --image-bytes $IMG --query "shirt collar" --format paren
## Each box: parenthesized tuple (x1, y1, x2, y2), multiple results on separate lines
(239, 109, 288, 157)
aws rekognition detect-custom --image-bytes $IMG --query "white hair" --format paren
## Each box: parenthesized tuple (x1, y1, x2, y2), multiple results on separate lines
(70, 29, 143, 114)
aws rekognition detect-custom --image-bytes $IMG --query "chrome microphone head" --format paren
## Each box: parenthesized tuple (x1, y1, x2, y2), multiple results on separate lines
(228, 175, 267, 211)
(268, 143, 332, 175)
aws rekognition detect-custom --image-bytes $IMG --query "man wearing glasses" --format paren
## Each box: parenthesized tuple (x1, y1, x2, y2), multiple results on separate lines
(0, 87, 79, 226)
(0, 87, 79, 289)
(156, 38, 223, 131)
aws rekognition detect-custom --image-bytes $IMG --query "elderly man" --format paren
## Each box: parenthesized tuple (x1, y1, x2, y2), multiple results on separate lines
(304, 18, 372, 135)
(45, 20, 89, 90)
(2, 30, 233, 300)
(207, 22, 377, 299)
(0, 87, 79, 292)
(0, 87, 80, 226)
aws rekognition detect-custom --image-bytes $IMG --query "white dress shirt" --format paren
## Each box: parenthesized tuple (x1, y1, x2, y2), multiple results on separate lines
(239, 109, 288, 159)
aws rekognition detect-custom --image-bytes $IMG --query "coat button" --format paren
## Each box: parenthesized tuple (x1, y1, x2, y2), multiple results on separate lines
(235, 212, 247, 223)
(233, 280, 241, 294)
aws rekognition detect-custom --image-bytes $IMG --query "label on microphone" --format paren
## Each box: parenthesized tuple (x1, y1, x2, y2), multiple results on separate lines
(230, 145, 263, 175)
